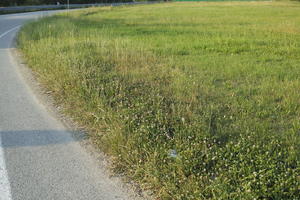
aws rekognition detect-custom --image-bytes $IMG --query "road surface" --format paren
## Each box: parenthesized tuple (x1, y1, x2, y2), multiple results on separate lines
(0, 11, 139, 200)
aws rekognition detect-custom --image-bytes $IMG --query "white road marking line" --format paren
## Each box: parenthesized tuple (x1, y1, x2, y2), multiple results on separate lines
(0, 130, 12, 200)
(0, 25, 21, 39)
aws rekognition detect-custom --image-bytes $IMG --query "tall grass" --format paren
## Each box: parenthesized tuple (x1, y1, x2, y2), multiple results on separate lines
(18, 2, 300, 199)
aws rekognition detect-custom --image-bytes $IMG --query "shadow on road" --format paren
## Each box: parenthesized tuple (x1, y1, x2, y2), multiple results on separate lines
(0, 129, 84, 148)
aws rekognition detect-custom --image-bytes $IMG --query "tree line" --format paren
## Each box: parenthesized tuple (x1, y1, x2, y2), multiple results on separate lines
(0, 0, 144, 6)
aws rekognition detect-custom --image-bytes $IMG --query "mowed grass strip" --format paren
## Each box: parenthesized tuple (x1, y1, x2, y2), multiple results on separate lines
(18, 2, 300, 199)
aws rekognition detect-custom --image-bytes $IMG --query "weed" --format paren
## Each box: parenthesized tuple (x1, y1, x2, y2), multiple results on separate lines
(18, 2, 300, 199)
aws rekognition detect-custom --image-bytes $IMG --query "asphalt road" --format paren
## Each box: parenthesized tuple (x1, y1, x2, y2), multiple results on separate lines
(0, 11, 138, 200)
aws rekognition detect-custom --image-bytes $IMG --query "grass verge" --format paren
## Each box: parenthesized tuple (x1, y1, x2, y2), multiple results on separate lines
(18, 2, 300, 199)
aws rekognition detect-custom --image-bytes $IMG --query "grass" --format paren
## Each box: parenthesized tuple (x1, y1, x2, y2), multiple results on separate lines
(18, 1, 300, 199)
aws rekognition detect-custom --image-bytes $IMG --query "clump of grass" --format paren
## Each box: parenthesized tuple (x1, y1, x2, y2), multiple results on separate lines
(18, 2, 300, 199)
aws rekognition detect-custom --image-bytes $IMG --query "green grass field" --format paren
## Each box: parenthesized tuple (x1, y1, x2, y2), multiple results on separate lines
(18, 1, 300, 199)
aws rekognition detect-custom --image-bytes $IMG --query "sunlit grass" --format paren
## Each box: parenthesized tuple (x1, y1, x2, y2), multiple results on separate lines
(18, 2, 300, 199)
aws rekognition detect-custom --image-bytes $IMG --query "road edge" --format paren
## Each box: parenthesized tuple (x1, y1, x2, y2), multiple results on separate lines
(9, 30, 152, 200)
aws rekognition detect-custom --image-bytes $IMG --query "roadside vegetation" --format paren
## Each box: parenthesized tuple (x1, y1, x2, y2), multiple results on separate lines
(18, 2, 300, 199)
